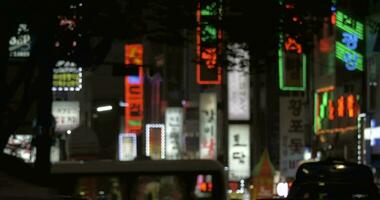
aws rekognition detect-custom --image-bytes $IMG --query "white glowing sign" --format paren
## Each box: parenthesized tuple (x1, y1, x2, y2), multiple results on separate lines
(52, 60, 82, 91)
(165, 107, 184, 159)
(9, 23, 31, 58)
(52, 101, 80, 132)
(200, 93, 217, 159)
(227, 43, 250, 120)
(228, 124, 250, 180)
(280, 96, 305, 178)
(119, 133, 137, 161)
(145, 124, 165, 160)
(4, 135, 35, 163)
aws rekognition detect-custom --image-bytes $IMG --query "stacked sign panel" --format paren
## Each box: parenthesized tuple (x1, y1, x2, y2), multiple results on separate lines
(165, 107, 184, 159)
(228, 124, 250, 180)
(199, 93, 217, 159)
(227, 43, 250, 120)
(280, 96, 305, 178)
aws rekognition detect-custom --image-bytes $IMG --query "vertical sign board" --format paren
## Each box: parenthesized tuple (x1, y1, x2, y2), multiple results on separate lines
(124, 44, 144, 134)
(227, 43, 250, 120)
(279, 96, 305, 178)
(279, 36, 307, 91)
(145, 124, 165, 160)
(9, 23, 31, 58)
(196, 0, 222, 84)
(199, 93, 217, 159)
(335, 11, 364, 72)
(52, 101, 80, 133)
(165, 107, 184, 159)
(52, 60, 82, 92)
(228, 124, 250, 180)
(118, 134, 137, 161)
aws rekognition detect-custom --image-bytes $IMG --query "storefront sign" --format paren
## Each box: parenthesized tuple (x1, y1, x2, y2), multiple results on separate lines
(145, 124, 165, 160)
(9, 23, 31, 58)
(118, 133, 137, 161)
(52, 60, 82, 91)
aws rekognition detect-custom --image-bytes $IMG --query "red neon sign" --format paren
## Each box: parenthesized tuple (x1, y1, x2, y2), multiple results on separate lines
(285, 37, 302, 54)
(337, 96, 345, 117)
(328, 100, 335, 120)
(124, 44, 144, 134)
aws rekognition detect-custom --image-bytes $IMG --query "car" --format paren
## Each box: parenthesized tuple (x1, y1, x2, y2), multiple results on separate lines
(51, 159, 227, 200)
(287, 159, 380, 200)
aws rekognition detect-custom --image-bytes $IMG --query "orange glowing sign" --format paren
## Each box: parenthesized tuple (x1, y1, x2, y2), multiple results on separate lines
(124, 44, 143, 65)
(337, 96, 345, 117)
(124, 44, 144, 134)
(328, 100, 335, 120)
(285, 37, 302, 54)
(347, 95, 355, 118)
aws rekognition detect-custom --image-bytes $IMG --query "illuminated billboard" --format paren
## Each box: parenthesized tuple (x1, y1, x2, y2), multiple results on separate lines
(314, 87, 360, 134)
(199, 93, 217, 159)
(4, 135, 35, 163)
(52, 60, 82, 91)
(228, 124, 250, 180)
(165, 107, 184, 159)
(227, 43, 250, 120)
(196, 0, 222, 84)
(124, 44, 144, 134)
(9, 23, 31, 58)
(118, 133, 137, 161)
(52, 101, 80, 132)
(145, 124, 165, 160)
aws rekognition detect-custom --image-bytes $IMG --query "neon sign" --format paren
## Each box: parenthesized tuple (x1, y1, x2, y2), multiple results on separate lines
(124, 44, 144, 134)
(196, 0, 222, 84)
(278, 38, 307, 91)
(9, 23, 31, 58)
(335, 11, 364, 71)
(314, 87, 360, 134)
(145, 124, 165, 160)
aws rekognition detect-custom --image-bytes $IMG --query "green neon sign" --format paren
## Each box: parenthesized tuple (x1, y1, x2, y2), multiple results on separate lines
(335, 42, 363, 71)
(336, 11, 364, 39)
(278, 48, 307, 91)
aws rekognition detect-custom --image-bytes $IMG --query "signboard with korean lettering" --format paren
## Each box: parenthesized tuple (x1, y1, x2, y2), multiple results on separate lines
(52, 60, 82, 92)
(227, 43, 250, 120)
(314, 87, 360, 134)
(9, 23, 31, 58)
(124, 44, 144, 134)
(228, 124, 250, 180)
(165, 107, 184, 159)
(334, 11, 364, 84)
(52, 101, 80, 132)
(279, 96, 305, 178)
(118, 134, 137, 161)
(196, 0, 222, 84)
(199, 93, 217, 159)
(145, 124, 165, 160)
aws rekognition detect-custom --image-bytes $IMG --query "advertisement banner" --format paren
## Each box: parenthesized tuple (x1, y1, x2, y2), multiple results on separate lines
(279, 96, 305, 178)
(227, 43, 250, 120)
(118, 134, 137, 161)
(199, 93, 217, 159)
(52, 101, 80, 132)
(228, 124, 250, 180)
(146, 124, 165, 160)
(165, 107, 184, 159)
